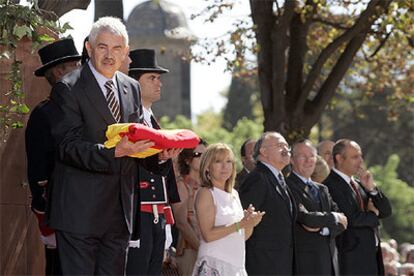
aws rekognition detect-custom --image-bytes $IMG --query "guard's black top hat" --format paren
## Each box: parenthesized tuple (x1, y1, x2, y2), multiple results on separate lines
(128, 49, 169, 74)
(34, 39, 81, 77)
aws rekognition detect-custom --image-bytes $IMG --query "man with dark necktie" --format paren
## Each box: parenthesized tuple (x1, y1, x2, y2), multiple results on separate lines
(287, 140, 347, 275)
(47, 18, 178, 275)
(238, 132, 297, 275)
(126, 49, 181, 275)
(324, 139, 392, 275)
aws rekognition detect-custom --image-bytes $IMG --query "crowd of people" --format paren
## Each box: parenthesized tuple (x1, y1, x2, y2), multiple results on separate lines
(23, 16, 407, 276)
(382, 239, 414, 276)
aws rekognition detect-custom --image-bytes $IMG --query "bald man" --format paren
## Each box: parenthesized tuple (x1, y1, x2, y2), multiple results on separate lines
(324, 139, 392, 275)
(318, 140, 335, 169)
(239, 132, 296, 275)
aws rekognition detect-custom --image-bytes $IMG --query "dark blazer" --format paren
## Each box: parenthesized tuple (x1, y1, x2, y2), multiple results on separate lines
(287, 172, 344, 275)
(234, 167, 249, 191)
(47, 64, 167, 236)
(25, 99, 56, 212)
(239, 161, 297, 275)
(324, 170, 392, 275)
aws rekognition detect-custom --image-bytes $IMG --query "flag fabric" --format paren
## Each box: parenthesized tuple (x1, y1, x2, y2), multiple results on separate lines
(104, 123, 200, 158)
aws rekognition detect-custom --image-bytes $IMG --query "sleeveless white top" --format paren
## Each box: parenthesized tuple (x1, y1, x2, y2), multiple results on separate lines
(196, 187, 245, 269)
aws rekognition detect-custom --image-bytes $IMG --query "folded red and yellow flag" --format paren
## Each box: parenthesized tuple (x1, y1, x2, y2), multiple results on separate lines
(104, 123, 200, 158)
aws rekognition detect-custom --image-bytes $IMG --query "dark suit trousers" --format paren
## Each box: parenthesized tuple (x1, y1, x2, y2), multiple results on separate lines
(126, 212, 166, 275)
(55, 207, 129, 275)
(45, 247, 61, 275)
(246, 245, 294, 275)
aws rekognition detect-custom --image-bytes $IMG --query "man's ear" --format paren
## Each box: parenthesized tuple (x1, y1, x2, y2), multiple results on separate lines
(123, 45, 130, 59)
(53, 66, 65, 80)
(259, 146, 266, 157)
(334, 153, 341, 166)
(85, 41, 92, 57)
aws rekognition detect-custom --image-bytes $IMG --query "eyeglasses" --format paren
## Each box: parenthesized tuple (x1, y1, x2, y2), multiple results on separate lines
(263, 143, 291, 152)
(192, 152, 203, 158)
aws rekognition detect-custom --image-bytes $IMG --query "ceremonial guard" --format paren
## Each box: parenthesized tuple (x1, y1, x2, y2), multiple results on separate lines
(126, 49, 181, 275)
(25, 39, 81, 275)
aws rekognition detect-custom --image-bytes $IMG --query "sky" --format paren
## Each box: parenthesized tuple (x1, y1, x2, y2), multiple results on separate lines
(59, 0, 251, 118)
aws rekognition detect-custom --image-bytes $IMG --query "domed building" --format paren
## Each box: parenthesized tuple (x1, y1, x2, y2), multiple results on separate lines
(126, 0, 195, 119)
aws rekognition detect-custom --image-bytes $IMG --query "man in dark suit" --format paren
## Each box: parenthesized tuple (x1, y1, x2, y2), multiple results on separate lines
(126, 49, 181, 275)
(234, 138, 256, 190)
(287, 140, 347, 275)
(239, 132, 296, 275)
(47, 17, 178, 275)
(25, 38, 81, 275)
(324, 139, 392, 275)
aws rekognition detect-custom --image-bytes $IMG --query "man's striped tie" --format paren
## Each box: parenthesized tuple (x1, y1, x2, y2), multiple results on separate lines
(104, 80, 121, 122)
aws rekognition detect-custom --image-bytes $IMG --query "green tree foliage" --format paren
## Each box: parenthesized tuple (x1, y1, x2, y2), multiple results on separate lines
(193, 0, 414, 142)
(160, 114, 263, 169)
(371, 155, 414, 243)
(323, 88, 414, 187)
(0, 0, 71, 147)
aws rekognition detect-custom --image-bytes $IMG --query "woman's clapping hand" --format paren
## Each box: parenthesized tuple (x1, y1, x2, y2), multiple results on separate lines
(241, 204, 265, 228)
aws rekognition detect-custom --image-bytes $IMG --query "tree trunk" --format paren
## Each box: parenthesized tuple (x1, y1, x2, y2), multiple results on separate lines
(37, 0, 91, 20)
(94, 0, 123, 22)
(222, 74, 256, 130)
(250, 0, 392, 142)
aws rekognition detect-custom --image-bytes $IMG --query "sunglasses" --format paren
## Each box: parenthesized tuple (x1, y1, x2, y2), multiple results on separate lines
(192, 152, 203, 158)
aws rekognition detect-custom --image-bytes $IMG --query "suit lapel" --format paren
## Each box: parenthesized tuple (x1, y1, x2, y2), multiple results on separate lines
(151, 115, 161, 129)
(286, 185, 297, 219)
(331, 171, 360, 207)
(258, 162, 293, 215)
(290, 173, 319, 211)
(81, 65, 116, 125)
(261, 164, 284, 199)
(291, 173, 314, 202)
(116, 73, 132, 123)
(318, 186, 328, 211)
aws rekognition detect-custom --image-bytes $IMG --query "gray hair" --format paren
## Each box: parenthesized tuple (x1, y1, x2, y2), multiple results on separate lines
(89, 17, 129, 47)
(291, 139, 316, 157)
(253, 131, 282, 161)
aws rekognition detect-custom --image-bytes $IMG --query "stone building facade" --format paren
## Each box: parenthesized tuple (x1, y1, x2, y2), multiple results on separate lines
(126, 0, 195, 119)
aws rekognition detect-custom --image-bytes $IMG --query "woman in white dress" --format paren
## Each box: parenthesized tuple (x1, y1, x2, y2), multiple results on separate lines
(193, 143, 264, 276)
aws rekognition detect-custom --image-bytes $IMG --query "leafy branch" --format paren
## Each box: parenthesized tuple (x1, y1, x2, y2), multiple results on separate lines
(0, 0, 70, 144)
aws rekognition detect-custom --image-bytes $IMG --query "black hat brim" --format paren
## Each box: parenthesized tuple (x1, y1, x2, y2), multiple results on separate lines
(128, 66, 169, 74)
(34, 55, 81, 77)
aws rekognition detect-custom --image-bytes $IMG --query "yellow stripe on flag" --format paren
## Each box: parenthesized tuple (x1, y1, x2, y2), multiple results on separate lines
(104, 123, 161, 158)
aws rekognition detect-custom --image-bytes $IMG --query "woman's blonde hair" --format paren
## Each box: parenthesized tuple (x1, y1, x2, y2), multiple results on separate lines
(199, 143, 236, 192)
(311, 155, 330, 183)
